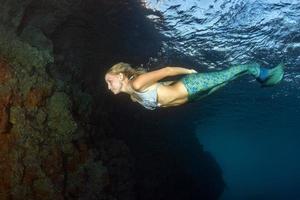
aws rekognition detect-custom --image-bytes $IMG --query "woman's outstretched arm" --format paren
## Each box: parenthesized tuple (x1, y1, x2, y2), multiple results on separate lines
(132, 66, 197, 90)
(167, 66, 197, 76)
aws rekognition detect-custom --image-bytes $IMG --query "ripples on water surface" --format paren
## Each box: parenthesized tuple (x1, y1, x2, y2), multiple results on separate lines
(144, 0, 299, 96)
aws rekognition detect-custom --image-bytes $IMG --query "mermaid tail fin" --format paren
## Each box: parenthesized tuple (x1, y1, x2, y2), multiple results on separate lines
(256, 63, 284, 87)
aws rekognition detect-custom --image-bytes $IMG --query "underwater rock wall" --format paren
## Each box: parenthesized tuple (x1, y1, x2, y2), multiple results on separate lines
(0, 1, 111, 199)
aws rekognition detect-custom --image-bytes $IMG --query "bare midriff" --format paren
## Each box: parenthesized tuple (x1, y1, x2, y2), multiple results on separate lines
(157, 81, 189, 107)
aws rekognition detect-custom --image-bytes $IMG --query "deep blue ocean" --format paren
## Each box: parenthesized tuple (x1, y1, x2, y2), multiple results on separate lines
(144, 0, 300, 199)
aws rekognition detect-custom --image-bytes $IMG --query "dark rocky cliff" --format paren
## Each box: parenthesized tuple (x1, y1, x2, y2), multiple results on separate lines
(0, 0, 224, 199)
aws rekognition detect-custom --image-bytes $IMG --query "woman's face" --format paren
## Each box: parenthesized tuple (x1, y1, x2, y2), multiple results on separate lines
(105, 73, 123, 94)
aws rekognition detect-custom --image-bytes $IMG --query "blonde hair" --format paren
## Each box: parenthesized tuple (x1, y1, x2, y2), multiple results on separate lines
(106, 62, 147, 80)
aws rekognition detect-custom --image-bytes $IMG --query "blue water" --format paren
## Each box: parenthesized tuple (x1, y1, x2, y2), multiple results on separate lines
(197, 83, 300, 199)
(144, 0, 300, 199)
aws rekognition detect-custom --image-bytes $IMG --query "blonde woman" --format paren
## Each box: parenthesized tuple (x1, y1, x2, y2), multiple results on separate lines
(104, 62, 284, 110)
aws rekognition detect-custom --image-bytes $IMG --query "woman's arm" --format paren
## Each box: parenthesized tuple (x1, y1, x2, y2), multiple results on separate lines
(132, 66, 197, 91)
(167, 66, 197, 76)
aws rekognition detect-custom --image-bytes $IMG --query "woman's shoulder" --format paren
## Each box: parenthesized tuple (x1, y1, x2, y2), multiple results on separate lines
(131, 80, 160, 92)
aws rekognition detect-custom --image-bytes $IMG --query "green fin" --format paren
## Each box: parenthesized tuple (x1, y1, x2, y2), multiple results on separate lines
(260, 63, 284, 87)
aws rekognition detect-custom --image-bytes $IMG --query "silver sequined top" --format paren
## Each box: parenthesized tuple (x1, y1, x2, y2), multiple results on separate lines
(133, 83, 162, 110)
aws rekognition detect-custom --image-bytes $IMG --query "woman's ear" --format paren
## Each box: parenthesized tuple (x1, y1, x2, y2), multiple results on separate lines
(118, 73, 124, 80)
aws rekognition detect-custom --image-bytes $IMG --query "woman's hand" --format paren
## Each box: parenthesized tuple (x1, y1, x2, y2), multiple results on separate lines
(188, 69, 198, 74)
(162, 66, 198, 77)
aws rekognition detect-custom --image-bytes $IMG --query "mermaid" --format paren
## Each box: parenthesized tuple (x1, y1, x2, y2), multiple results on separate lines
(104, 62, 284, 110)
